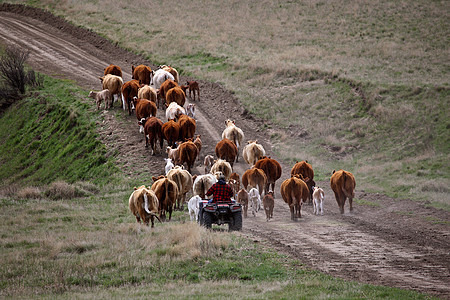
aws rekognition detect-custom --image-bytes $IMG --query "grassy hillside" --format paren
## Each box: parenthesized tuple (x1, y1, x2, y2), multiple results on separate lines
(0, 75, 118, 187)
(11, 0, 448, 207)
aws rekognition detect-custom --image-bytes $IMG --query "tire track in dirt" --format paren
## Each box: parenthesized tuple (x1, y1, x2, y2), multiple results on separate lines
(1, 7, 448, 298)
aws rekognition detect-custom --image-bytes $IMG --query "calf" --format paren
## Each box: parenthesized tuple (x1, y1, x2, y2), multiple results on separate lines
(193, 135, 202, 160)
(188, 195, 201, 222)
(89, 89, 112, 110)
(164, 158, 174, 175)
(203, 155, 214, 174)
(248, 188, 261, 217)
(186, 81, 200, 101)
(141, 116, 163, 155)
(263, 191, 274, 221)
(186, 103, 196, 119)
(312, 186, 325, 215)
(237, 188, 249, 218)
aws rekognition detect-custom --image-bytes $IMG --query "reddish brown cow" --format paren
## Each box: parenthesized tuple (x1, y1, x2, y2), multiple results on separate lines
(280, 175, 309, 220)
(134, 97, 157, 132)
(254, 156, 282, 195)
(132, 65, 152, 85)
(291, 160, 315, 203)
(215, 138, 238, 167)
(104, 64, 122, 77)
(177, 140, 198, 173)
(193, 135, 202, 160)
(237, 188, 249, 218)
(122, 80, 140, 115)
(186, 81, 200, 101)
(177, 114, 196, 142)
(162, 120, 180, 148)
(166, 86, 186, 107)
(330, 169, 356, 214)
(263, 191, 274, 221)
(151, 176, 178, 221)
(229, 172, 240, 185)
(159, 79, 178, 108)
(140, 117, 163, 155)
(242, 167, 267, 197)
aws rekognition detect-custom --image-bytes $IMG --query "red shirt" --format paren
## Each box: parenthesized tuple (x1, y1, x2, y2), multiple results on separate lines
(206, 180, 233, 203)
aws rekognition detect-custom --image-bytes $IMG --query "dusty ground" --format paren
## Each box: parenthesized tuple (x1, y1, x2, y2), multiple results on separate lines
(0, 4, 449, 298)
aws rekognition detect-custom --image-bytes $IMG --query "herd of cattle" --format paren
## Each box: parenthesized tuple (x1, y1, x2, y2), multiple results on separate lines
(89, 63, 356, 228)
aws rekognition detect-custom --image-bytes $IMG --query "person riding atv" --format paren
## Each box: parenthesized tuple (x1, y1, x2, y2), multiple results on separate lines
(205, 175, 233, 204)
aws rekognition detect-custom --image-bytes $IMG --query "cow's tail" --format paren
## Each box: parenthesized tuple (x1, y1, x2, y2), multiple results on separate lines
(121, 92, 126, 110)
(144, 192, 151, 214)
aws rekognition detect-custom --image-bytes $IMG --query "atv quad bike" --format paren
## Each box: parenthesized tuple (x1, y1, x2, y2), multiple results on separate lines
(198, 200, 243, 231)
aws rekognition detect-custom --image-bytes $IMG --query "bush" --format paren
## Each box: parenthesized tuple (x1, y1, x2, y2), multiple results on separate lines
(44, 181, 86, 200)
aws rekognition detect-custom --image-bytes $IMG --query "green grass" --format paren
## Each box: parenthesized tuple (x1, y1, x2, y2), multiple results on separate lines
(0, 75, 119, 186)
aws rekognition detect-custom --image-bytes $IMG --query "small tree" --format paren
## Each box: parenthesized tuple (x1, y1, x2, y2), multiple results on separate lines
(0, 46, 29, 94)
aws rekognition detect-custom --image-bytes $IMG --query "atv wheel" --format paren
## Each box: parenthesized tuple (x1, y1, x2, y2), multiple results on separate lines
(229, 211, 243, 231)
(203, 211, 213, 229)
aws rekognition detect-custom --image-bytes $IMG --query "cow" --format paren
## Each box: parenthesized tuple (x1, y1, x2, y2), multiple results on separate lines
(159, 79, 178, 108)
(89, 89, 112, 110)
(160, 65, 179, 83)
(188, 195, 201, 221)
(167, 166, 193, 210)
(210, 159, 232, 181)
(128, 185, 161, 228)
(162, 119, 180, 148)
(241, 167, 267, 197)
(228, 179, 240, 199)
(166, 86, 186, 107)
(134, 97, 157, 133)
(229, 172, 240, 184)
(215, 138, 238, 167)
(185, 81, 200, 101)
(138, 85, 157, 104)
(177, 114, 196, 142)
(203, 155, 215, 174)
(166, 102, 186, 121)
(193, 174, 217, 199)
(186, 103, 196, 119)
(254, 156, 282, 195)
(330, 169, 356, 214)
(248, 187, 261, 217)
(221, 119, 244, 161)
(140, 116, 163, 155)
(237, 188, 249, 218)
(152, 69, 175, 89)
(99, 74, 123, 105)
(132, 65, 152, 85)
(280, 175, 309, 220)
(177, 140, 198, 173)
(263, 191, 274, 221)
(104, 64, 122, 77)
(151, 176, 179, 221)
(312, 186, 325, 215)
(164, 158, 174, 175)
(291, 160, 315, 203)
(121, 79, 140, 115)
(242, 140, 265, 167)
(193, 135, 202, 160)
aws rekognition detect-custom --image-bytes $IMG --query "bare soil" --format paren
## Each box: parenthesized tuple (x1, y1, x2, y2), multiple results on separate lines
(1, 4, 448, 298)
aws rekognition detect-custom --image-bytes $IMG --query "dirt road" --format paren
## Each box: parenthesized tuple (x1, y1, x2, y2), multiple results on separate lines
(1, 4, 448, 298)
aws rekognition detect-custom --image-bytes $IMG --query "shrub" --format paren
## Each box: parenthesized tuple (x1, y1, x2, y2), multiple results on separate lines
(44, 181, 85, 200)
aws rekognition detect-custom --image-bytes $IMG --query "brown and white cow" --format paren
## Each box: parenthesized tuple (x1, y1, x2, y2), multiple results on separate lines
(132, 65, 152, 85)
(134, 97, 157, 133)
(167, 166, 193, 210)
(203, 155, 215, 174)
(177, 140, 198, 173)
(291, 160, 315, 203)
(121, 79, 140, 115)
(160, 65, 179, 83)
(193, 174, 217, 199)
(215, 138, 238, 167)
(159, 79, 178, 108)
(162, 119, 180, 148)
(193, 135, 202, 160)
(166, 102, 185, 121)
(140, 116, 164, 155)
(99, 74, 123, 105)
(254, 156, 282, 195)
(221, 119, 244, 161)
(129, 185, 161, 227)
(166, 86, 186, 107)
(242, 167, 267, 197)
(242, 140, 265, 167)
(104, 64, 122, 77)
(330, 169, 356, 214)
(280, 175, 309, 220)
(237, 188, 249, 218)
(210, 159, 232, 181)
(151, 176, 179, 221)
(138, 84, 157, 104)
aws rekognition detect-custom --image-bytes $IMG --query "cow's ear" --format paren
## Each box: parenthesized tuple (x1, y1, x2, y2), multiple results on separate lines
(332, 170, 336, 174)
(133, 187, 137, 190)
(132, 65, 135, 71)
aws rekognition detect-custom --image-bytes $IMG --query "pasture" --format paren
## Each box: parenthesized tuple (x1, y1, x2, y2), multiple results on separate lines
(6, 0, 448, 208)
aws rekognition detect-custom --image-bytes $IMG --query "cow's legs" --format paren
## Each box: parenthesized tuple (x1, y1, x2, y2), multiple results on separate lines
(349, 197, 353, 212)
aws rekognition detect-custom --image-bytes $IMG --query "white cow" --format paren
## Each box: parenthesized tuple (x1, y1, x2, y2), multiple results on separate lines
(222, 119, 244, 162)
(188, 195, 202, 222)
(151, 69, 175, 89)
(312, 186, 325, 215)
(164, 158, 174, 175)
(248, 187, 261, 217)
